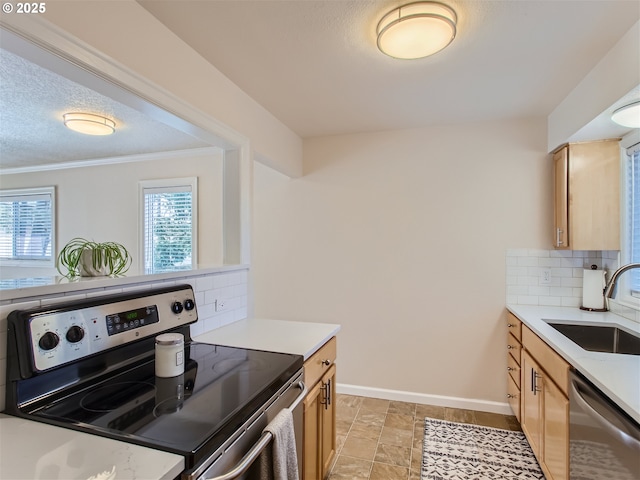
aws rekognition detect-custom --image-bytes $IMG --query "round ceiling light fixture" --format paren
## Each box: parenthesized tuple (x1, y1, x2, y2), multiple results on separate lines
(63, 112, 116, 136)
(611, 101, 640, 128)
(376, 1, 457, 60)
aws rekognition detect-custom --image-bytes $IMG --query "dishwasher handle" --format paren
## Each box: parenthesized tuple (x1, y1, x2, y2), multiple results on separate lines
(569, 373, 640, 451)
(203, 380, 307, 480)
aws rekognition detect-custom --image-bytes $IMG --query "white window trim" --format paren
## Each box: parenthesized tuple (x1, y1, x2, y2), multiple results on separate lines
(0, 186, 56, 268)
(616, 132, 640, 310)
(139, 177, 198, 274)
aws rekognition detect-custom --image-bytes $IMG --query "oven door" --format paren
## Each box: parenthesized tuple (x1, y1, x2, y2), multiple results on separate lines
(188, 371, 305, 480)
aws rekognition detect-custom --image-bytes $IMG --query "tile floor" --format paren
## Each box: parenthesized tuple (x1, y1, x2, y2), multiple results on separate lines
(328, 394, 521, 480)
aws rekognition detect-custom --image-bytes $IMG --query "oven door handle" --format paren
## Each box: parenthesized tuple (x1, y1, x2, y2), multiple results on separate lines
(203, 381, 307, 480)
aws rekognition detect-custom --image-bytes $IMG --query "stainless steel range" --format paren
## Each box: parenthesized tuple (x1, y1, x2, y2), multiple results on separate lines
(4, 284, 305, 480)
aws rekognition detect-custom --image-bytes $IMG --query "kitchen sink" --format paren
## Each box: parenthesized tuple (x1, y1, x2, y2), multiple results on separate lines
(545, 322, 640, 355)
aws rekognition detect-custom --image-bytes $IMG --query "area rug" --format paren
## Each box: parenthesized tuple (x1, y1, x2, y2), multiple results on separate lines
(421, 418, 545, 480)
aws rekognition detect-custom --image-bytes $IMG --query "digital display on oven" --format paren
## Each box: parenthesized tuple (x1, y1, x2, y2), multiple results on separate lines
(106, 306, 159, 336)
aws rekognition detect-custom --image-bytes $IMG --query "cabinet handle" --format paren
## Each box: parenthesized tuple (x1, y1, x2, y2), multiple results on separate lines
(507, 393, 518, 399)
(507, 366, 516, 372)
(532, 369, 542, 395)
(322, 359, 331, 366)
(507, 323, 514, 328)
(320, 379, 331, 410)
(507, 345, 516, 350)
(556, 228, 564, 247)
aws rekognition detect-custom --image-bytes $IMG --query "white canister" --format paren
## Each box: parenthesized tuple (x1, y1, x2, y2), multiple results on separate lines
(155, 333, 184, 377)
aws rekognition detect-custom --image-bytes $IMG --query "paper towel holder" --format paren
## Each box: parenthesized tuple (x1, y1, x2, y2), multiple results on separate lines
(579, 265, 607, 312)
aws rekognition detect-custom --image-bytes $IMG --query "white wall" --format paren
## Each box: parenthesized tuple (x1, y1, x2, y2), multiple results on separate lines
(253, 118, 551, 411)
(0, 152, 224, 277)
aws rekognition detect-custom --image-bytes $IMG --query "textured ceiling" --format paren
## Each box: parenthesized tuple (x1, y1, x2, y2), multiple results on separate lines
(139, 0, 640, 139)
(1, 0, 638, 173)
(0, 47, 210, 171)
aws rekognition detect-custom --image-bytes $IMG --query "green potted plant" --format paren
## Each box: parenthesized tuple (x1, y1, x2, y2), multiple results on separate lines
(57, 238, 131, 278)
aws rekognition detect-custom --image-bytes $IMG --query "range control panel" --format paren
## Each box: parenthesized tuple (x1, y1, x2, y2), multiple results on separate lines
(16, 284, 197, 372)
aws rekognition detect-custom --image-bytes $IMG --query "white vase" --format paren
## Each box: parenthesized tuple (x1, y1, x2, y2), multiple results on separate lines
(79, 249, 109, 277)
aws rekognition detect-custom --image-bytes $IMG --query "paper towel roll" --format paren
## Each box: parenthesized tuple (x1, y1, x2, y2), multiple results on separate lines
(582, 268, 605, 310)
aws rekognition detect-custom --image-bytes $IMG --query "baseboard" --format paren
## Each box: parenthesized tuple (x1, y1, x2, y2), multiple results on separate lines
(336, 383, 513, 416)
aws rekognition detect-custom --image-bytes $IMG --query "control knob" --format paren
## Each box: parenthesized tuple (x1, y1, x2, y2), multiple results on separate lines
(184, 299, 195, 311)
(171, 301, 184, 314)
(66, 325, 85, 343)
(38, 331, 60, 351)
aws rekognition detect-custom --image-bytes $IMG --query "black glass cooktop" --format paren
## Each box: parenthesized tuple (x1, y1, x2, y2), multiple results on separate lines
(28, 342, 303, 467)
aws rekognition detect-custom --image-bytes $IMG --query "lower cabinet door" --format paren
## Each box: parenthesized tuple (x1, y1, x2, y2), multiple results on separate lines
(521, 351, 542, 457)
(320, 365, 336, 476)
(303, 382, 322, 480)
(543, 377, 569, 480)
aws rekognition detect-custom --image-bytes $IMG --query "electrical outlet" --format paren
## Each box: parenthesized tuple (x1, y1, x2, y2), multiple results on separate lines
(540, 268, 551, 285)
(215, 299, 226, 312)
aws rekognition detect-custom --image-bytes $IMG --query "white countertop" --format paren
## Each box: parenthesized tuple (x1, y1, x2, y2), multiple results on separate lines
(507, 305, 640, 424)
(194, 318, 341, 360)
(0, 414, 184, 480)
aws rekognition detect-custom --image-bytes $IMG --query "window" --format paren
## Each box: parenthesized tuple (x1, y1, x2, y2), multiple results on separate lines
(619, 133, 640, 306)
(140, 178, 197, 274)
(0, 187, 55, 265)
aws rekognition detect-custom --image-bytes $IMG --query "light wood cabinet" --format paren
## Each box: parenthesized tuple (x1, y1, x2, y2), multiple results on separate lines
(506, 313, 522, 421)
(552, 139, 620, 250)
(303, 337, 337, 480)
(520, 325, 569, 480)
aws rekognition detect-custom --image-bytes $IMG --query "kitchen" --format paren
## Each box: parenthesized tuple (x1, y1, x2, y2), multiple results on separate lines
(1, 1, 639, 480)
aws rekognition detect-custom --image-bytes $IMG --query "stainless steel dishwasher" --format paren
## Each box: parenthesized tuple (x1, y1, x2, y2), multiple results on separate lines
(569, 371, 640, 480)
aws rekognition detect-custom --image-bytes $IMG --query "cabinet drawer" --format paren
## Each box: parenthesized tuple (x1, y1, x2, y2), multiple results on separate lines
(304, 337, 337, 387)
(507, 350, 521, 388)
(507, 374, 520, 421)
(507, 312, 522, 342)
(507, 333, 521, 366)
(522, 326, 569, 395)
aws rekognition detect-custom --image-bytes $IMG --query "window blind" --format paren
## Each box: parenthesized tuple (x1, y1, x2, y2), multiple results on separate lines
(0, 189, 54, 262)
(143, 185, 193, 273)
(628, 148, 640, 294)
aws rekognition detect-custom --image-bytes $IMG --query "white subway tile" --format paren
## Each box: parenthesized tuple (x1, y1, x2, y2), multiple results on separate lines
(551, 267, 573, 278)
(517, 257, 539, 267)
(508, 285, 529, 295)
(517, 295, 539, 305)
(538, 257, 561, 267)
(529, 286, 550, 296)
(561, 277, 582, 288)
(539, 296, 563, 307)
(195, 276, 214, 292)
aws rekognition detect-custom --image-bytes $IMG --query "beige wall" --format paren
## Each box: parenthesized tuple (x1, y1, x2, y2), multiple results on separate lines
(1, 152, 224, 277)
(253, 118, 551, 410)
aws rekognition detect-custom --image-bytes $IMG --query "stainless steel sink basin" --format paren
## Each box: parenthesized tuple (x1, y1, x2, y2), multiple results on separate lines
(545, 322, 640, 355)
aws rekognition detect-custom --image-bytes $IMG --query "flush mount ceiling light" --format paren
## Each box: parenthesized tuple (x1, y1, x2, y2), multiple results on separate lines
(611, 101, 640, 128)
(376, 1, 457, 60)
(63, 112, 116, 136)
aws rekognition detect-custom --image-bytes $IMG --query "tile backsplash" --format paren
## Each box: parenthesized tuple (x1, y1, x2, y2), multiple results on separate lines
(506, 249, 619, 307)
(0, 267, 248, 412)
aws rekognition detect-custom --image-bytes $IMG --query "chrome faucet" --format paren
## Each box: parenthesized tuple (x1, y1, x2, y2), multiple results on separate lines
(603, 263, 640, 300)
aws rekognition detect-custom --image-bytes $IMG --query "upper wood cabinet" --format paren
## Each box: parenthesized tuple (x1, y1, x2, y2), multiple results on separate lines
(553, 139, 620, 250)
